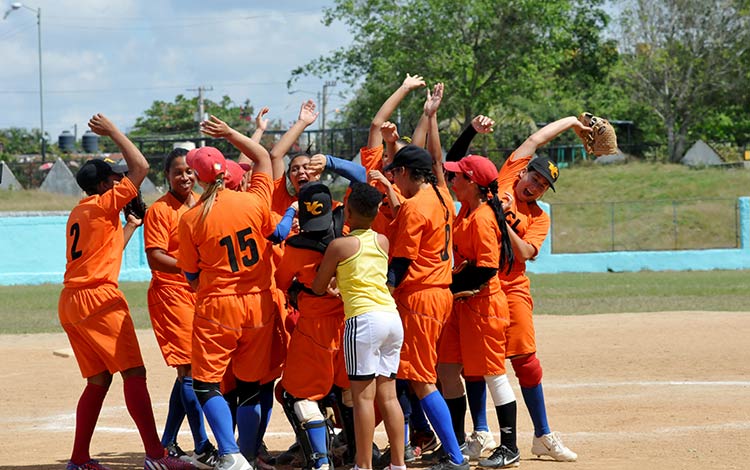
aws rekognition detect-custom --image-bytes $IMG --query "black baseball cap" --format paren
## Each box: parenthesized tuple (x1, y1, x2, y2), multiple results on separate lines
(76, 157, 128, 192)
(527, 156, 559, 192)
(297, 182, 333, 232)
(383, 144, 432, 172)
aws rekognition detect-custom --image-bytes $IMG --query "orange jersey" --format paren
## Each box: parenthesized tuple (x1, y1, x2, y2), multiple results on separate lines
(497, 153, 550, 278)
(177, 172, 275, 298)
(143, 190, 198, 287)
(272, 176, 295, 217)
(452, 203, 502, 296)
(63, 177, 138, 288)
(391, 185, 455, 293)
(359, 145, 403, 238)
(275, 245, 345, 319)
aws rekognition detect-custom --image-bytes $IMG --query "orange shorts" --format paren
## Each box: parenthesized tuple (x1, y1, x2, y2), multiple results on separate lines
(59, 285, 144, 378)
(191, 290, 278, 383)
(395, 287, 452, 384)
(438, 294, 509, 376)
(260, 289, 290, 384)
(147, 282, 196, 367)
(502, 275, 536, 357)
(281, 314, 348, 401)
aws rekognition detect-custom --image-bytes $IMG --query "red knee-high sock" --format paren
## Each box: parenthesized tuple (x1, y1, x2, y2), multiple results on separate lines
(71, 382, 109, 464)
(123, 375, 163, 459)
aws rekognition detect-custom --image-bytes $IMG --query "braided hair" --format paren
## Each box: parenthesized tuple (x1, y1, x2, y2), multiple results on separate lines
(409, 167, 450, 222)
(198, 172, 225, 223)
(481, 179, 514, 274)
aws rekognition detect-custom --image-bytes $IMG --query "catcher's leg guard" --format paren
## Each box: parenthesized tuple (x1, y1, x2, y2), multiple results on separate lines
(279, 388, 330, 470)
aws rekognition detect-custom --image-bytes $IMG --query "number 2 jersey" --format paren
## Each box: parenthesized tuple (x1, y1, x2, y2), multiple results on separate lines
(177, 172, 275, 298)
(63, 177, 138, 289)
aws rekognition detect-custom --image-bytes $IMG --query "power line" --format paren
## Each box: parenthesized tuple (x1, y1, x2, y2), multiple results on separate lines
(0, 80, 292, 95)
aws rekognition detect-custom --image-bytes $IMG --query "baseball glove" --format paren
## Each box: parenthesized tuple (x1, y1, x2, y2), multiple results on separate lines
(575, 112, 618, 157)
(124, 191, 147, 220)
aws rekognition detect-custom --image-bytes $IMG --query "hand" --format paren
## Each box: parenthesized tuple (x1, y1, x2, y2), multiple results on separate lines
(255, 106, 270, 131)
(368, 169, 390, 187)
(571, 117, 593, 135)
(381, 121, 400, 143)
(88, 113, 118, 137)
(326, 277, 340, 297)
(290, 201, 299, 212)
(298, 99, 319, 126)
(125, 213, 143, 227)
(291, 217, 300, 234)
(423, 82, 444, 117)
(501, 191, 514, 212)
(472, 115, 495, 134)
(402, 73, 426, 91)
(200, 115, 233, 138)
(307, 153, 326, 177)
(453, 289, 480, 300)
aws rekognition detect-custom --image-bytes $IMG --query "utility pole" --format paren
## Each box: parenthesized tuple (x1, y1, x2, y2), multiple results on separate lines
(321, 80, 336, 151)
(189, 85, 213, 147)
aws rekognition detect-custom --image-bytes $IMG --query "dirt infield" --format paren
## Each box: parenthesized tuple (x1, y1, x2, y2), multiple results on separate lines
(1, 311, 748, 470)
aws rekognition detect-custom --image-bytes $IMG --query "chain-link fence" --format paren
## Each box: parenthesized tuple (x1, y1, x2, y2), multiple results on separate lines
(549, 198, 740, 253)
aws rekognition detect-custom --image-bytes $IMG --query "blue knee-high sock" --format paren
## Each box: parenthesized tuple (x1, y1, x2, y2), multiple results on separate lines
(256, 381, 275, 452)
(307, 420, 329, 467)
(237, 402, 261, 459)
(408, 389, 430, 433)
(396, 379, 412, 446)
(465, 379, 489, 432)
(161, 378, 186, 447)
(180, 377, 210, 453)
(521, 384, 550, 437)
(202, 395, 240, 455)
(420, 391, 463, 464)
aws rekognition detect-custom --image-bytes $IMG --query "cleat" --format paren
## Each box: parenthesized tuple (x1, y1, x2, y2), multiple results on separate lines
(465, 430, 497, 460)
(66, 460, 111, 470)
(478, 445, 520, 468)
(255, 456, 276, 470)
(144, 453, 196, 469)
(166, 443, 189, 460)
(531, 431, 577, 462)
(421, 443, 468, 464)
(190, 442, 219, 469)
(426, 456, 470, 470)
(376, 443, 418, 466)
(215, 452, 253, 470)
(411, 430, 438, 453)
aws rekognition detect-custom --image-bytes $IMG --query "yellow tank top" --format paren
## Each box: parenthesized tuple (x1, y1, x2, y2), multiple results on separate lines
(337, 229, 398, 319)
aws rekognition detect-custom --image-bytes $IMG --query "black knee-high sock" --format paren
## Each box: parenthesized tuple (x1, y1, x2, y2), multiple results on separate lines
(495, 401, 517, 452)
(445, 396, 467, 445)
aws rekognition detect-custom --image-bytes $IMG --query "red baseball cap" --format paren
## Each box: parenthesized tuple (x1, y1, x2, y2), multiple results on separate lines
(443, 154, 497, 187)
(224, 159, 247, 190)
(187, 146, 226, 184)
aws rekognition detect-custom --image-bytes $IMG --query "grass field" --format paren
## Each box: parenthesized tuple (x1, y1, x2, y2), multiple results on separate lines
(1, 269, 747, 335)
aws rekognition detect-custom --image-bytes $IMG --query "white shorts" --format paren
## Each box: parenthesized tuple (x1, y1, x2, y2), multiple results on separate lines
(343, 310, 404, 380)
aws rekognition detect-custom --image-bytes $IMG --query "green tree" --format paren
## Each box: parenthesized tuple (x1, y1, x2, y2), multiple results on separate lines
(291, 0, 612, 146)
(617, 0, 750, 162)
(130, 94, 255, 137)
(0, 128, 44, 161)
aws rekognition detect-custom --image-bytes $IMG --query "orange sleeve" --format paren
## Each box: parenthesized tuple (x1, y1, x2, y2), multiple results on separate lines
(271, 175, 294, 216)
(359, 146, 384, 172)
(100, 176, 138, 215)
(274, 247, 298, 292)
(143, 199, 171, 251)
(522, 207, 550, 257)
(497, 152, 531, 193)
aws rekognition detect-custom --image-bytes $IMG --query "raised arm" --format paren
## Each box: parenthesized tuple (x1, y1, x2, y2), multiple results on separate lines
(368, 73, 426, 148)
(88, 113, 149, 188)
(446, 115, 495, 162)
(513, 116, 591, 161)
(270, 100, 319, 179)
(423, 83, 445, 187)
(250, 106, 270, 143)
(200, 115, 272, 177)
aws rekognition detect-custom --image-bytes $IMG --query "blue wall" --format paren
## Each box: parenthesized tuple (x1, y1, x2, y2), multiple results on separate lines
(1, 197, 749, 286)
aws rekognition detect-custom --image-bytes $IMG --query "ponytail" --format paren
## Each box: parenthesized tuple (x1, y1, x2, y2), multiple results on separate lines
(486, 180, 514, 274)
(199, 173, 225, 223)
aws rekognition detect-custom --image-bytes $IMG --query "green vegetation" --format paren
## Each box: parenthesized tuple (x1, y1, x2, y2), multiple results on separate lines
(1, 270, 747, 335)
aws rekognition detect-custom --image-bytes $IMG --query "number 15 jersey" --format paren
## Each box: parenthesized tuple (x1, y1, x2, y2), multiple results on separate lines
(177, 172, 275, 298)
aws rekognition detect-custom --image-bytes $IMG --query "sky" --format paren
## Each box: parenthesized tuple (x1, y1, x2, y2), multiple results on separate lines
(0, 0, 353, 140)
